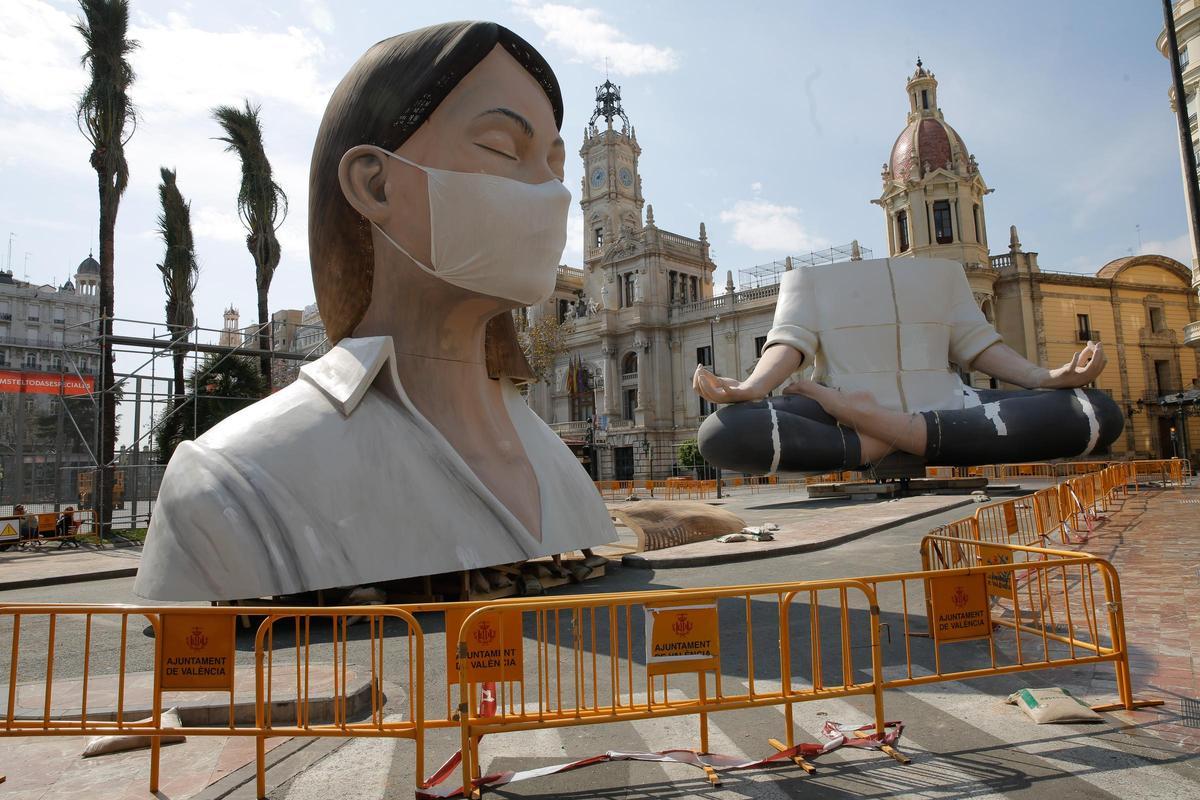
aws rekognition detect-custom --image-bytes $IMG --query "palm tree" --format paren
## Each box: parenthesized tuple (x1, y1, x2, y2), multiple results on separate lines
(211, 101, 287, 392)
(156, 167, 198, 406)
(155, 353, 266, 462)
(76, 0, 137, 537)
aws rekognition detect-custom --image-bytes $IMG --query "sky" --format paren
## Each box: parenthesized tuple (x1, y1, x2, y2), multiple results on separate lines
(0, 0, 1190, 345)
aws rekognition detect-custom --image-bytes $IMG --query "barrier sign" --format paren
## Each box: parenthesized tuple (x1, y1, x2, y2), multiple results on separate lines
(928, 573, 990, 642)
(159, 613, 235, 691)
(446, 608, 524, 683)
(978, 545, 1014, 597)
(0, 521, 19, 542)
(644, 602, 720, 675)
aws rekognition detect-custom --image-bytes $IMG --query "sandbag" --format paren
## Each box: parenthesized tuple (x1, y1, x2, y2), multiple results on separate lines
(1006, 688, 1102, 724)
(81, 707, 186, 757)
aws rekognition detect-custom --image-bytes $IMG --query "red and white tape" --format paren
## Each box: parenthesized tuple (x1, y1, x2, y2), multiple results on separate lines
(417, 711, 904, 799)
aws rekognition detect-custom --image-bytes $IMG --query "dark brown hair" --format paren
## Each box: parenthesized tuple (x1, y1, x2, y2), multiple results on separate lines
(309, 21, 563, 379)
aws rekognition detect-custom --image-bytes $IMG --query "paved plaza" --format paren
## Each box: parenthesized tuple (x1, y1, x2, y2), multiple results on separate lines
(0, 480, 1197, 799)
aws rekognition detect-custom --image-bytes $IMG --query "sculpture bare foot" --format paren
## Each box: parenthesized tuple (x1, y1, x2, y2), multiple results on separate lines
(785, 379, 928, 457)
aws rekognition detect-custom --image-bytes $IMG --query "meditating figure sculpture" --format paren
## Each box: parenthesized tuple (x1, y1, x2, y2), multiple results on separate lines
(694, 257, 1123, 473)
(135, 22, 615, 601)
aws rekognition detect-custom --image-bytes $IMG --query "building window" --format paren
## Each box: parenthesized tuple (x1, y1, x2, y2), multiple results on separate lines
(689, 276, 699, 302)
(622, 387, 638, 420)
(621, 352, 638, 376)
(557, 298, 570, 324)
(1148, 305, 1166, 333)
(27, 305, 40, 322)
(1076, 314, 1092, 341)
(754, 335, 768, 358)
(668, 270, 677, 303)
(569, 368, 594, 422)
(696, 345, 712, 368)
(594, 228, 603, 249)
(1154, 359, 1174, 395)
(53, 307, 66, 324)
(52, 355, 62, 370)
(621, 273, 635, 307)
(972, 204, 981, 243)
(921, 88, 929, 110)
(0, 351, 6, 367)
(933, 200, 953, 244)
(24, 352, 37, 368)
(896, 210, 910, 252)
(1182, 46, 1191, 69)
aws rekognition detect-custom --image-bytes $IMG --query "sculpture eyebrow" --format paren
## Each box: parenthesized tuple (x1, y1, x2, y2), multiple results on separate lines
(478, 107, 533, 137)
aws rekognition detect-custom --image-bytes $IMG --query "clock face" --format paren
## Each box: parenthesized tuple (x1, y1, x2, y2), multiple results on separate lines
(590, 167, 606, 188)
(619, 167, 633, 187)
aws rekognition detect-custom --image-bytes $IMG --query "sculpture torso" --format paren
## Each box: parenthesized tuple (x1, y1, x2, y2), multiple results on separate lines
(764, 257, 1001, 413)
(134, 336, 615, 601)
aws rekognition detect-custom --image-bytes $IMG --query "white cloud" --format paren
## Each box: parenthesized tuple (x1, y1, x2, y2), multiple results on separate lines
(192, 206, 246, 245)
(512, 1, 679, 76)
(302, 0, 335, 34)
(750, 181, 763, 193)
(0, 0, 86, 112)
(131, 19, 330, 119)
(0, 2, 332, 117)
(1141, 232, 1193, 265)
(719, 199, 828, 253)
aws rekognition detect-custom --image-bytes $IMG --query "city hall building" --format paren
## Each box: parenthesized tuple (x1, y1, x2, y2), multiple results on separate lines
(525, 64, 1200, 479)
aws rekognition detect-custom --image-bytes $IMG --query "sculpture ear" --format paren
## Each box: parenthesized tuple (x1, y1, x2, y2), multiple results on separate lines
(337, 145, 391, 223)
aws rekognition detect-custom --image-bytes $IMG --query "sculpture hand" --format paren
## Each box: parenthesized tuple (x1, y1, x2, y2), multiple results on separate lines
(693, 364, 758, 404)
(1042, 341, 1106, 389)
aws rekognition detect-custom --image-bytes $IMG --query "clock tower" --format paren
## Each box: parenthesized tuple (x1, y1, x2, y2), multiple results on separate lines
(579, 79, 644, 273)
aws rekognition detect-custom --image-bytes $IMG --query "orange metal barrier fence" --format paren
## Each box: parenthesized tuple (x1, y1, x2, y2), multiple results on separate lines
(1, 458, 1177, 797)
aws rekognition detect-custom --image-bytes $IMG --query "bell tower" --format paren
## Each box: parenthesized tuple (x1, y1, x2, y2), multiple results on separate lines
(873, 60, 992, 268)
(579, 79, 644, 271)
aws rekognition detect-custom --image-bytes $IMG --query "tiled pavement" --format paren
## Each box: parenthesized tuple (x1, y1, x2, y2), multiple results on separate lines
(0, 544, 141, 591)
(1090, 485, 1200, 748)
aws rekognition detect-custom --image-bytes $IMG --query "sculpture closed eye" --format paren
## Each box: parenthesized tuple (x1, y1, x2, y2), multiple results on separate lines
(135, 22, 616, 603)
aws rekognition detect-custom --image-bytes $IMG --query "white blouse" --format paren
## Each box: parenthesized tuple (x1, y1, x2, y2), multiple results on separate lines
(764, 257, 1001, 413)
(134, 336, 616, 601)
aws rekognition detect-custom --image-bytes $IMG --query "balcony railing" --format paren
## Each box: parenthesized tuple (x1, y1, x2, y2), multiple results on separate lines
(0, 333, 97, 350)
(549, 420, 590, 437)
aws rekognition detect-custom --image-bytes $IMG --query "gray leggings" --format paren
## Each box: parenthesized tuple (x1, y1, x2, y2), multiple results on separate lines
(697, 388, 1124, 473)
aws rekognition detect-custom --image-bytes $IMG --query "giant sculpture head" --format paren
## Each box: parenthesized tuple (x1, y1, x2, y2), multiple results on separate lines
(309, 21, 568, 376)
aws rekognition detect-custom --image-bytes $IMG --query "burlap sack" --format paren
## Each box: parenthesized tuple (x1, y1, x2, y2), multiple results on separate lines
(81, 707, 186, 757)
(1006, 688, 1102, 724)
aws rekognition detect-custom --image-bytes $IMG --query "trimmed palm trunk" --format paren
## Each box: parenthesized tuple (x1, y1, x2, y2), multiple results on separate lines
(156, 167, 198, 405)
(212, 101, 287, 394)
(76, 0, 137, 538)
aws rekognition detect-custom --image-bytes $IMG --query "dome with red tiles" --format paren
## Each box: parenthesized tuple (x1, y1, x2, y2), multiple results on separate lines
(886, 60, 973, 184)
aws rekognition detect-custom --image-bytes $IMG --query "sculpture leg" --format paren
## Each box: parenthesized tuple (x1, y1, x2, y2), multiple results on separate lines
(698, 396, 865, 474)
(925, 388, 1124, 466)
(784, 380, 928, 456)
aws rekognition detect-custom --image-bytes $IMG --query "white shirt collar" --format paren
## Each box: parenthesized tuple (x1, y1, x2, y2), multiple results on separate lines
(298, 336, 397, 417)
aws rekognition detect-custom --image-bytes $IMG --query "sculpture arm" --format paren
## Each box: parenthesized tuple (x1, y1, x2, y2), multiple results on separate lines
(693, 344, 803, 404)
(971, 340, 1107, 389)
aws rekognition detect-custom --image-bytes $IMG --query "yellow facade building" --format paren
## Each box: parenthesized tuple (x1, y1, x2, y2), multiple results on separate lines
(529, 63, 1199, 479)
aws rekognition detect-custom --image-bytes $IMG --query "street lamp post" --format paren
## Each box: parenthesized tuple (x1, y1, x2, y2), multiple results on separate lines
(708, 314, 723, 498)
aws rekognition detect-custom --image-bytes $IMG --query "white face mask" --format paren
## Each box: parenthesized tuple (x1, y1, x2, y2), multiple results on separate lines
(371, 149, 571, 306)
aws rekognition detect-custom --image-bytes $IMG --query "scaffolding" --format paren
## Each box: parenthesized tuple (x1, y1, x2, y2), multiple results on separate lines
(737, 241, 874, 288)
(0, 314, 328, 534)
